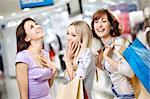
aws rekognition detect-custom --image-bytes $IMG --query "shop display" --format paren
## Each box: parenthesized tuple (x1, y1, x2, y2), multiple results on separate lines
(82, 0, 140, 34)
(115, 12, 131, 34)
(20, 0, 54, 9)
(110, 3, 137, 12)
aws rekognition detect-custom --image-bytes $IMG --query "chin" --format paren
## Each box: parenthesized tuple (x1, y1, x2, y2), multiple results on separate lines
(98, 32, 110, 38)
(38, 35, 44, 40)
(97, 34, 103, 38)
(41, 34, 45, 37)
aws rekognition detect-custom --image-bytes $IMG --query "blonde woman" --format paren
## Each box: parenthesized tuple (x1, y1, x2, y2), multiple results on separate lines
(64, 21, 96, 99)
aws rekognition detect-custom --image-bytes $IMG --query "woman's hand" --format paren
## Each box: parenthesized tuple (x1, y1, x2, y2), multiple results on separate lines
(103, 44, 114, 58)
(40, 55, 57, 72)
(64, 41, 79, 61)
(63, 41, 80, 80)
(103, 44, 119, 71)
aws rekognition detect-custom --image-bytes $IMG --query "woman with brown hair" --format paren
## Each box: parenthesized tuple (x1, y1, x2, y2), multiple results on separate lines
(91, 9, 135, 99)
(15, 18, 57, 99)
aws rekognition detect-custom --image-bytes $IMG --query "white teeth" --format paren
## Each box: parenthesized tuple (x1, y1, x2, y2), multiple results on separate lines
(97, 28, 104, 32)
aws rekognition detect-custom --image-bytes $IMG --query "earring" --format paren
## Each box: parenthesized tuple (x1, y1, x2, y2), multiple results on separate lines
(111, 27, 113, 30)
(111, 27, 115, 36)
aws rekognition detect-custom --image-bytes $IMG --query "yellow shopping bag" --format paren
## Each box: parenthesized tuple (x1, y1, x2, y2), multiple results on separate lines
(56, 77, 84, 99)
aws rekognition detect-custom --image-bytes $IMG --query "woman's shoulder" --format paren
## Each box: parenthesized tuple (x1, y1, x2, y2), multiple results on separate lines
(114, 36, 130, 47)
(16, 50, 29, 57)
(78, 48, 95, 68)
(79, 48, 94, 59)
(91, 38, 103, 55)
(16, 50, 31, 65)
(82, 48, 92, 55)
(115, 36, 125, 42)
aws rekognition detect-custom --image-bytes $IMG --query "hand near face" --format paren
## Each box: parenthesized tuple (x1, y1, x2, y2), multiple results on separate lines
(64, 41, 80, 61)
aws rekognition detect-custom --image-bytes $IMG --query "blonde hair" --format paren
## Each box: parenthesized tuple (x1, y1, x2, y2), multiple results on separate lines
(69, 21, 93, 48)
(69, 21, 93, 70)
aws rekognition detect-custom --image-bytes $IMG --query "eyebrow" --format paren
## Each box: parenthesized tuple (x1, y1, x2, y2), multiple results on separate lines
(100, 17, 107, 20)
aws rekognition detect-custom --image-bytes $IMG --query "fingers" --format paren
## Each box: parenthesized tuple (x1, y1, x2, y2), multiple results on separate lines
(40, 56, 47, 66)
(97, 48, 102, 54)
(41, 61, 47, 67)
(65, 41, 81, 60)
(72, 42, 79, 53)
(110, 43, 114, 49)
(68, 41, 79, 53)
(69, 41, 75, 51)
(40, 55, 47, 62)
(40, 54, 57, 70)
(104, 45, 110, 50)
(70, 41, 77, 50)
(104, 44, 114, 50)
(40, 55, 51, 67)
(75, 43, 81, 53)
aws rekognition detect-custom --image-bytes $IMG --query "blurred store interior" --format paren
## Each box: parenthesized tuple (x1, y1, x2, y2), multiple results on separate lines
(0, 0, 150, 99)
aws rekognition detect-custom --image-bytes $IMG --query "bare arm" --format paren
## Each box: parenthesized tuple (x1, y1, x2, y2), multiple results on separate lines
(48, 70, 57, 87)
(103, 44, 134, 77)
(103, 45, 118, 71)
(48, 64, 57, 87)
(104, 55, 118, 71)
(64, 41, 80, 80)
(16, 63, 28, 99)
(65, 59, 74, 80)
(47, 61, 57, 87)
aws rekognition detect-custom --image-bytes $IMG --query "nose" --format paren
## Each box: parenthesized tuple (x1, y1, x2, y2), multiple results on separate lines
(36, 25, 42, 32)
(66, 34, 71, 42)
(98, 21, 102, 27)
(66, 35, 70, 41)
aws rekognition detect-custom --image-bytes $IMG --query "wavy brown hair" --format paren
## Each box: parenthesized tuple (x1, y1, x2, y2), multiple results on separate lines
(91, 9, 121, 41)
(16, 18, 35, 53)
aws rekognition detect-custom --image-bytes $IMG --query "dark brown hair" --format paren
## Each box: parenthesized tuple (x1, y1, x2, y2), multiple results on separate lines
(91, 9, 121, 40)
(16, 18, 35, 53)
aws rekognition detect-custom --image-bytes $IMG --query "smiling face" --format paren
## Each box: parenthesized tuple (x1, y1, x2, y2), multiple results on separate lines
(94, 14, 111, 39)
(66, 25, 79, 44)
(24, 20, 44, 42)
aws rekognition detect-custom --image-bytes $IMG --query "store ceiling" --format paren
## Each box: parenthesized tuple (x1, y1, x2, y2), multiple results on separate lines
(0, 0, 21, 16)
(0, 0, 149, 17)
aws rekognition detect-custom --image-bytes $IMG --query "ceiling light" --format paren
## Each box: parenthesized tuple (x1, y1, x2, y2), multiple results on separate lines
(23, 8, 30, 12)
(88, 0, 96, 3)
(0, 16, 4, 19)
(11, 13, 16, 16)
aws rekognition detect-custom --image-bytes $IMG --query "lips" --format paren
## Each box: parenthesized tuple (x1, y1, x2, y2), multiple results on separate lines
(97, 28, 105, 32)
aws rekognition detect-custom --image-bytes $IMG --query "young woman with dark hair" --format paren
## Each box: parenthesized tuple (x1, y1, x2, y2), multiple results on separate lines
(15, 18, 57, 99)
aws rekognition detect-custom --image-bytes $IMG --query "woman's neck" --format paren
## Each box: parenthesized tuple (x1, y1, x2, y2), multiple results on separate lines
(28, 40, 43, 55)
(101, 35, 114, 46)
